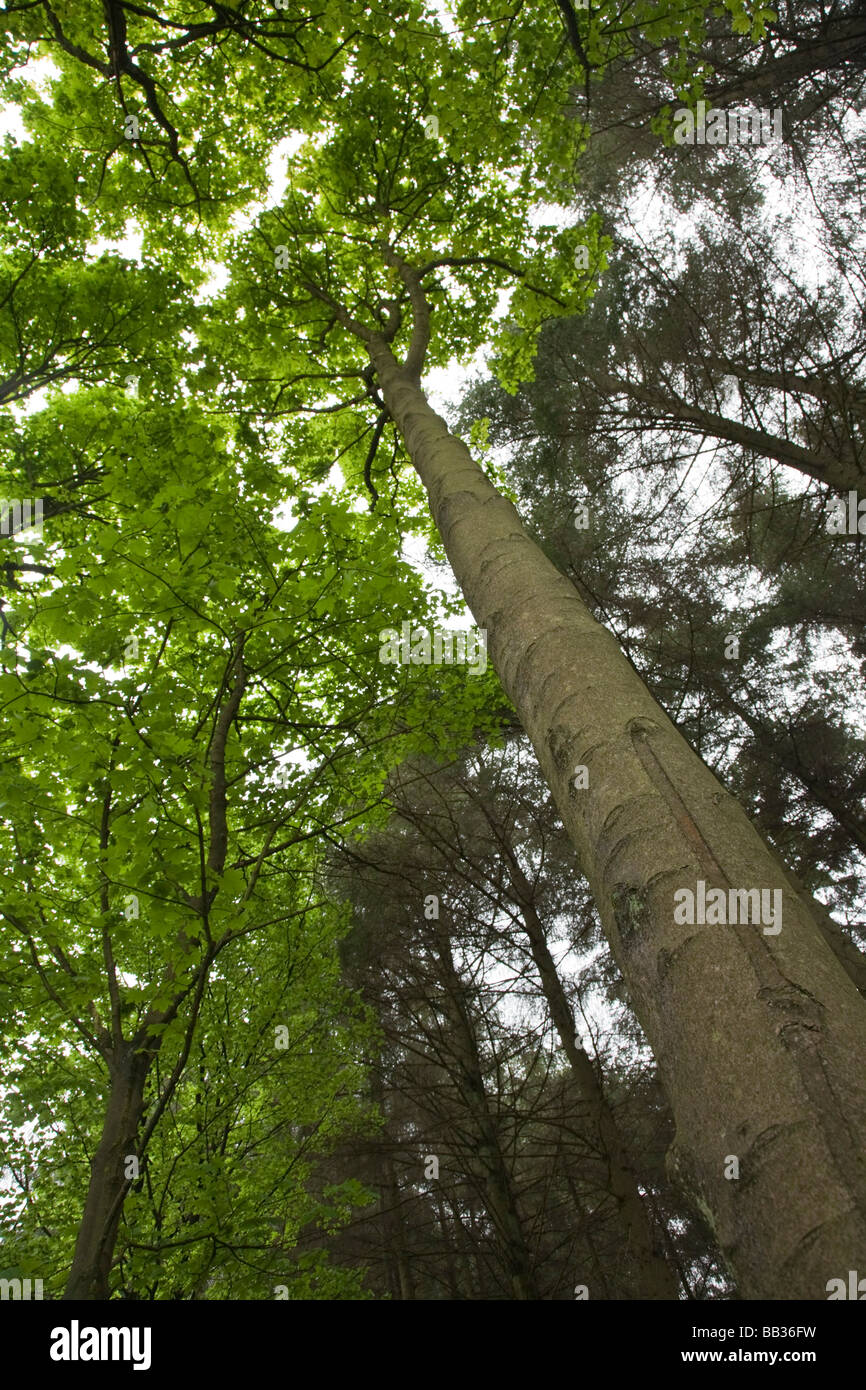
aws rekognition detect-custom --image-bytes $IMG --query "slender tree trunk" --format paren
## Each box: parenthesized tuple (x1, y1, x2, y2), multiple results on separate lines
(434, 1189, 461, 1298)
(430, 921, 539, 1299)
(367, 1067, 415, 1300)
(463, 1203, 487, 1297)
(61, 652, 240, 1298)
(382, 1151, 414, 1300)
(505, 854, 680, 1298)
(704, 15, 866, 106)
(63, 1045, 150, 1300)
(368, 338, 866, 1299)
(445, 1195, 478, 1297)
(715, 685, 866, 857)
(588, 367, 863, 492)
(566, 1175, 613, 1299)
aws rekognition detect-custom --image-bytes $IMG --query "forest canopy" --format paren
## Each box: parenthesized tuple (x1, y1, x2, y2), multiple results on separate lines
(1, 0, 865, 1304)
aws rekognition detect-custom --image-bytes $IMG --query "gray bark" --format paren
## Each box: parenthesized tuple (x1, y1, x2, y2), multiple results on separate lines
(365, 327, 866, 1300)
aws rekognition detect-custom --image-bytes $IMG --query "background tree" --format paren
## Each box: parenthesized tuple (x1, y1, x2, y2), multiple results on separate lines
(3, 0, 866, 1300)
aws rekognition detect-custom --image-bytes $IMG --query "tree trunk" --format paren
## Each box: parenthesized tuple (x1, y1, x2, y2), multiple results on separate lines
(566, 1175, 613, 1299)
(382, 1151, 414, 1300)
(434, 1189, 461, 1298)
(714, 685, 866, 857)
(705, 14, 866, 107)
(63, 1045, 150, 1299)
(368, 339, 866, 1299)
(505, 854, 680, 1298)
(588, 366, 863, 492)
(430, 921, 539, 1299)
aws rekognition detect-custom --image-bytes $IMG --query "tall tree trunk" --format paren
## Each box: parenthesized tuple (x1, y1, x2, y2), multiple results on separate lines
(503, 852, 680, 1298)
(713, 684, 866, 857)
(566, 1175, 613, 1299)
(430, 921, 539, 1299)
(382, 1152, 414, 1301)
(623, 653, 866, 997)
(704, 14, 866, 106)
(63, 1045, 150, 1300)
(369, 1069, 415, 1300)
(587, 366, 863, 492)
(434, 1189, 461, 1298)
(367, 335, 866, 1299)
(62, 650, 241, 1298)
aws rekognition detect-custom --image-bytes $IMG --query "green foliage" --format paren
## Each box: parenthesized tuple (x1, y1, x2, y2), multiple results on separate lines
(0, 0, 806, 1300)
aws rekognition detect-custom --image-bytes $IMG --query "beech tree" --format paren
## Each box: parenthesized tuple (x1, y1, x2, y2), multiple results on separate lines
(206, 55, 866, 1296)
(3, 0, 866, 1301)
(0, 370, 463, 1297)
